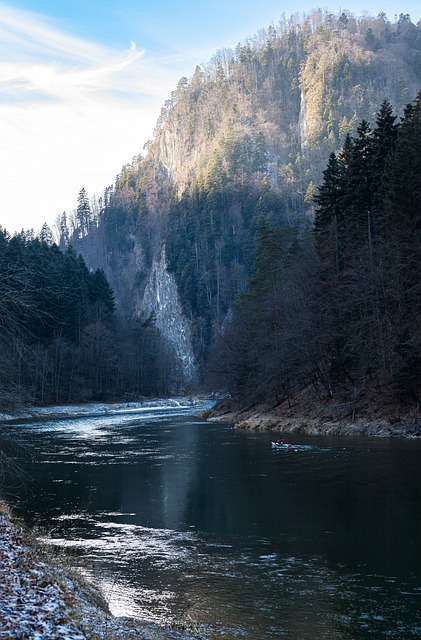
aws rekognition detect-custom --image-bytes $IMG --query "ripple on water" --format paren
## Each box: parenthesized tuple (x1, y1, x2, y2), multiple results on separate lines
(9, 407, 421, 640)
(40, 518, 421, 639)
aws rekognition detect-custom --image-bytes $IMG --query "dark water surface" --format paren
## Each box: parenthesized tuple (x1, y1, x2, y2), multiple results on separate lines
(6, 403, 421, 639)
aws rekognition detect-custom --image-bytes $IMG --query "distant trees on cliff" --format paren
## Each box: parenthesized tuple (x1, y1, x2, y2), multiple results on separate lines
(209, 93, 421, 410)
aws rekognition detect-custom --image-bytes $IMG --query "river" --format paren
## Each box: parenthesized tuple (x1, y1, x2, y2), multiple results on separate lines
(5, 402, 421, 639)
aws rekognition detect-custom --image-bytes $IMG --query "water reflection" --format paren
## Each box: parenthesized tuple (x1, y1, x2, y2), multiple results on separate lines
(7, 405, 421, 639)
(42, 521, 421, 639)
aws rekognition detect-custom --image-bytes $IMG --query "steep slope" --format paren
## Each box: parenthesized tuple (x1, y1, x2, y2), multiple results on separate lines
(145, 10, 421, 205)
(67, 10, 421, 385)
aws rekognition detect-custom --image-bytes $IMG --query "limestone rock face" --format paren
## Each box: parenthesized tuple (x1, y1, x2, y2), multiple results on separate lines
(141, 248, 196, 383)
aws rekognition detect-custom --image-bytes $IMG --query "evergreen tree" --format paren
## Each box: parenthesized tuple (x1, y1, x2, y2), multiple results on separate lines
(89, 268, 116, 321)
(59, 212, 70, 251)
(76, 188, 91, 237)
(385, 92, 421, 235)
(252, 132, 269, 174)
(371, 101, 398, 192)
(39, 223, 54, 246)
(314, 152, 342, 236)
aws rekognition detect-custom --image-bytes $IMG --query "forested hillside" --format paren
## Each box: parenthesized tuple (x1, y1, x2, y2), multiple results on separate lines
(0, 229, 179, 409)
(210, 95, 421, 415)
(19, 9, 420, 412)
(63, 11, 421, 381)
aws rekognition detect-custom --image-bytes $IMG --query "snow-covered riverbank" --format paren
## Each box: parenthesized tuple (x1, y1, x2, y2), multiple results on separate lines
(0, 398, 207, 424)
(0, 500, 202, 639)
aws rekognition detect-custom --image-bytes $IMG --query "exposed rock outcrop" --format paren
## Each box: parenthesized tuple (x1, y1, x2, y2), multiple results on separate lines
(141, 247, 196, 382)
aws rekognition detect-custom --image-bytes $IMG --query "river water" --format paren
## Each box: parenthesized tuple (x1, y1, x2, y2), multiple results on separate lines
(5, 402, 421, 639)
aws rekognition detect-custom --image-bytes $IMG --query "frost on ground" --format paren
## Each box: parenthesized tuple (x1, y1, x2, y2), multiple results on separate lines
(0, 502, 200, 639)
(0, 398, 207, 424)
(0, 502, 85, 639)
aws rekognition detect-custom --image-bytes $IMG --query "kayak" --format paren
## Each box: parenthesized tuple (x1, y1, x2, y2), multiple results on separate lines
(271, 441, 293, 450)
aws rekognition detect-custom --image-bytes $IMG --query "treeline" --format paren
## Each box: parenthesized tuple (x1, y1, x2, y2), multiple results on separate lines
(208, 93, 421, 411)
(0, 230, 179, 410)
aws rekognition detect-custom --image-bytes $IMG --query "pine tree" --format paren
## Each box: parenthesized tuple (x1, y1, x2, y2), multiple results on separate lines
(59, 212, 70, 251)
(385, 92, 421, 235)
(39, 223, 54, 246)
(89, 268, 116, 321)
(314, 152, 342, 236)
(76, 188, 91, 237)
(370, 100, 399, 235)
(252, 132, 269, 174)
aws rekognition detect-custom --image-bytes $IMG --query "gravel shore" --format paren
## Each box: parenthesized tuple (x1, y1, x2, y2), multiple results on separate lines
(201, 400, 421, 438)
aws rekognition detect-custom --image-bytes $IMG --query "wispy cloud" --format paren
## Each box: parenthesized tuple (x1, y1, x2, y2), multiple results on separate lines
(0, 4, 100, 63)
(0, 3, 192, 233)
(0, 3, 177, 103)
(0, 43, 143, 103)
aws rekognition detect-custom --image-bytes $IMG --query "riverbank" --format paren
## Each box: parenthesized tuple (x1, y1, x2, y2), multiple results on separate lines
(202, 394, 421, 438)
(0, 500, 201, 640)
(0, 398, 205, 425)
(0, 399, 209, 638)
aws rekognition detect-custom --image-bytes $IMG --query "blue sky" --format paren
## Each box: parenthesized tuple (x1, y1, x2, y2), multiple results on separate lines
(1, 1, 420, 235)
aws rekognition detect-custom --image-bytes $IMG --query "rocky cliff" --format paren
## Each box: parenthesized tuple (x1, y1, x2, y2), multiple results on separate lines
(141, 248, 196, 382)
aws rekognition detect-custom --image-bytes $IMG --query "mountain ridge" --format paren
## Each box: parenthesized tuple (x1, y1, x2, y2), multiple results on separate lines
(66, 9, 421, 392)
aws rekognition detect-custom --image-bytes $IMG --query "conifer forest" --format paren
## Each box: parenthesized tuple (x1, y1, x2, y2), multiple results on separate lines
(1, 10, 421, 416)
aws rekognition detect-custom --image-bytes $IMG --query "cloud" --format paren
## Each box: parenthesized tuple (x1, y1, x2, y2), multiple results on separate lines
(0, 4, 172, 104)
(0, 4, 116, 66)
(0, 45, 143, 104)
(0, 3, 189, 234)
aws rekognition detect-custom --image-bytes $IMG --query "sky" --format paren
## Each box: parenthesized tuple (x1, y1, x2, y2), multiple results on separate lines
(1, 1, 420, 235)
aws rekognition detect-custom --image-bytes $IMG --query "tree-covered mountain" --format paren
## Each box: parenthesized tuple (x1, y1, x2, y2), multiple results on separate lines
(61, 10, 421, 406)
